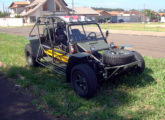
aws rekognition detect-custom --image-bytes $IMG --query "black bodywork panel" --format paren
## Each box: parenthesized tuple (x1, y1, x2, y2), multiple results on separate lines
(66, 53, 91, 82)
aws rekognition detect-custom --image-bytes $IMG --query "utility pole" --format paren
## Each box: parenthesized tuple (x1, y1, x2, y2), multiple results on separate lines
(3, 2, 5, 12)
(53, 0, 57, 15)
(72, 0, 74, 15)
(143, 4, 146, 30)
(143, 3, 146, 22)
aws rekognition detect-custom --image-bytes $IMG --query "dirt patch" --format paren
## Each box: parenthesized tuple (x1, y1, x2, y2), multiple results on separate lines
(0, 62, 6, 68)
(0, 74, 54, 120)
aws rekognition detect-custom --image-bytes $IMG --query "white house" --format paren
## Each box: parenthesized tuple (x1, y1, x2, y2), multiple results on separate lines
(9, 1, 30, 17)
(21, 0, 69, 23)
(9, 0, 69, 23)
(9, 0, 99, 24)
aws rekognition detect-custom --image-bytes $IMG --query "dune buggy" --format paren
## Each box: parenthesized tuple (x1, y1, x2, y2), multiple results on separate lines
(25, 16, 145, 98)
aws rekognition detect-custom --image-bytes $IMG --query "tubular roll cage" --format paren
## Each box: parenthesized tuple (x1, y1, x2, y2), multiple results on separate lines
(28, 16, 139, 79)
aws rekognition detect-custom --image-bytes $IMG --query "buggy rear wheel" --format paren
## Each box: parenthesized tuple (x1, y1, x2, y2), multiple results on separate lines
(25, 44, 39, 67)
(71, 64, 97, 98)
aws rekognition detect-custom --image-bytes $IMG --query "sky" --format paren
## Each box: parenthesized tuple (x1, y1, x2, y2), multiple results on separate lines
(0, 0, 164, 11)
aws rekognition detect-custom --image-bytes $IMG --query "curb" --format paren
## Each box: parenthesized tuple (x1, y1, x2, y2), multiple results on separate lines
(105, 29, 165, 37)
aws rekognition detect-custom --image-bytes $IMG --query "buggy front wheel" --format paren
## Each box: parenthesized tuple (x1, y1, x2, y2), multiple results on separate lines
(71, 64, 98, 98)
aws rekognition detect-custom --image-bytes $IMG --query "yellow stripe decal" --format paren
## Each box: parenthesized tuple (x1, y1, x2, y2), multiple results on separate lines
(44, 48, 69, 63)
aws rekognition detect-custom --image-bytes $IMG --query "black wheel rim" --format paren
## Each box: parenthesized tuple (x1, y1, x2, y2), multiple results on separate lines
(109, 50, 130, 55)
(72, 71, 88, 96)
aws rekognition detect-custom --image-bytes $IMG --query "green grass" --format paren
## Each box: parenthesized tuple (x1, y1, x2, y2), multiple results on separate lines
(0, 33, 165, 120)
(99, 23, 165, 32)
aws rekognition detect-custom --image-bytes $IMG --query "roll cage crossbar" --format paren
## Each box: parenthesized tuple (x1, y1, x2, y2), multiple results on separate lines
(30, 16, 107, 40)
(29, 16, 108, 55)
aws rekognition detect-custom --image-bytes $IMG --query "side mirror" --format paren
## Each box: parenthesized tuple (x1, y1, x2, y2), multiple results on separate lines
(106, 30, 109, 38)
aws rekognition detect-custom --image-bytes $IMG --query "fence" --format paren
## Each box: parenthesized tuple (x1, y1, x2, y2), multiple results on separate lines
(161, 17, 165, 23)
(0, 18, 23, 27)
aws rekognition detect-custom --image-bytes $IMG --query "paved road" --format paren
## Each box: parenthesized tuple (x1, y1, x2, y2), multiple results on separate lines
(0, 27, 32, 37)
(108, 34, 165, 58)
(0, 27, 165, 58)
(0, 75, 53, 120)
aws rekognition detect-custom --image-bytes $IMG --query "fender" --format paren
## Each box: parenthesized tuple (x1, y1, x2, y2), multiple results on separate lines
(66, 52, 91, 82)
(28, 36, 40, 57)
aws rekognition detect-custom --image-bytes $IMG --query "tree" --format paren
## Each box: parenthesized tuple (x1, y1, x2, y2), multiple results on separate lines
(129, 9, 139, 12)
(0, 11, 9, 18)
(142, 9, 159, 21)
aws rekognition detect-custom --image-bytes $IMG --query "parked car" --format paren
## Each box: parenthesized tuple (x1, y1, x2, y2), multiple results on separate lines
(152, 19, 158, 22)
(118, 19, 124, 23)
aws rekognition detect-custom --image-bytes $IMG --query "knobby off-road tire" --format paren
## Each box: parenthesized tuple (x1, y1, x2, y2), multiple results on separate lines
(71, 64, 97, 98)
(25, 44, 39, 67)
(103, 50, 135, 66)
(131, 51, 145, 74)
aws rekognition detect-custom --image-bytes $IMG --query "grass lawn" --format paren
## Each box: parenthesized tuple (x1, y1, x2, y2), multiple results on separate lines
(0, 33, 165, 120)
(99, 23, 165, 32)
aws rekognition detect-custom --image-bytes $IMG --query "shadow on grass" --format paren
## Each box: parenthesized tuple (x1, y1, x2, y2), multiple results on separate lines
(6, 66, 156, 120)
(108, 68, 156, 88)
(0, 71, 53, 120)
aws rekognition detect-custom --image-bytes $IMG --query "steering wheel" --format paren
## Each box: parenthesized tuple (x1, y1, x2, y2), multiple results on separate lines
(87, 32, 97, 40)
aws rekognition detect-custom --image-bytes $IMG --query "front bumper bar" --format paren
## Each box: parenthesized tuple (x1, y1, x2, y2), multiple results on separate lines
(103, 60, 139, 80)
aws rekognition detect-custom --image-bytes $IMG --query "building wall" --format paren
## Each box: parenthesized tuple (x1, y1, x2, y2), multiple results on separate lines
(10, 7, 25, 17)
(16, 7, 25, 14)
(47, 0, 55, 12)
(111, 16, 118, 23)
(46, 0, 66, 12)
(25, 4, 67, 23)
(23, 0, 68, 23)
(0, 18, 23, 26)
(11, 7, 25, 14)
(117, 16, 131, 22)
(130, 16, 142, 22)
(56, 0, 66, 12)
(161, 17, 165, 22)
(27, 6, 43, 23)
(111, 15, 142, 23)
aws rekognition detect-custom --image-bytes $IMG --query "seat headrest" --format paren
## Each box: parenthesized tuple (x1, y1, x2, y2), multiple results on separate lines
(57, 22, 66, 29)
(71, 29, 81, 35)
